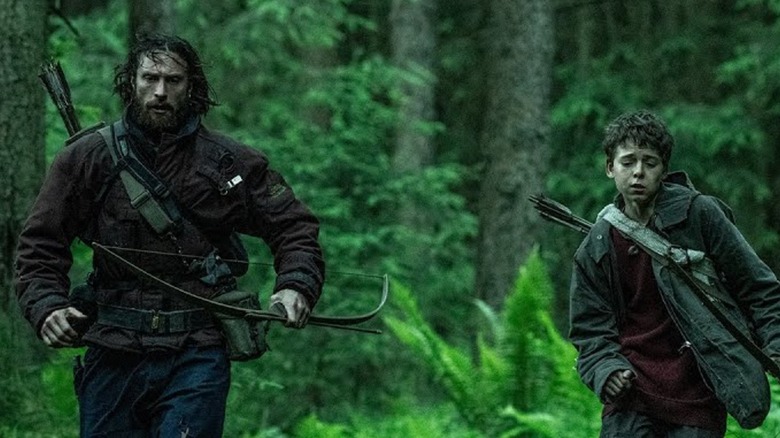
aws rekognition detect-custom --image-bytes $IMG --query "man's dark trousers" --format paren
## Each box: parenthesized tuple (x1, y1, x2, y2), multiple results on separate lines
(74, 345, 230, 437)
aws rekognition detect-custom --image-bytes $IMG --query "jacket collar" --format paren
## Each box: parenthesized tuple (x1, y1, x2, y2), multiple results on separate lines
(611, 171, 698, 231)
(122, 110, 200, 150)
(652, 180, 698, 230)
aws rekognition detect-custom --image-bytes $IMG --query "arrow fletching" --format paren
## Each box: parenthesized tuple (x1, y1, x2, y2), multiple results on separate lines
(529, 193, 593, 234)
(39, 61, 81, 136)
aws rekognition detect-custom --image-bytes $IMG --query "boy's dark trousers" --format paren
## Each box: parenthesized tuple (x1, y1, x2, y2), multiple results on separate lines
(601, 410, 724, 438)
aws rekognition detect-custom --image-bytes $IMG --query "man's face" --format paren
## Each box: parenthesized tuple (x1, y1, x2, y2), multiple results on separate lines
(606, 141, 667, 208)
(131, 51, 190, 132)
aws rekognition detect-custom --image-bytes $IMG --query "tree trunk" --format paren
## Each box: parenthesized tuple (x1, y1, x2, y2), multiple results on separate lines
(573, 3, 595, 140)
(129, 0, 175, 42)
(389, 0, 437, 291)
(627, 1, 654, 91)
(0, 0, 48, 365)
(0, 0, 47, 312)
(390, 0, 436, 173)
(300, 46, 336, 129)
(475, 0, 554, 309)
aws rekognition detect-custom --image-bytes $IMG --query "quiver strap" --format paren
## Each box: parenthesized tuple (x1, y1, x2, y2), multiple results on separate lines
(97, 121, 182, 234)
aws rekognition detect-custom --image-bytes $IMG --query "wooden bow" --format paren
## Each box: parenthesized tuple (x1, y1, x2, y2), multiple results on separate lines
(92, 243, 388, 334)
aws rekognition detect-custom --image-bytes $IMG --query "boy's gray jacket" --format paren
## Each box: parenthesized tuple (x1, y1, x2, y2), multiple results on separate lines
(569, 181, 780, 429)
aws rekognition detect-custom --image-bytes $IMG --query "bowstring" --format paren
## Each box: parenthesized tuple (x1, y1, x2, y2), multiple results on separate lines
(93, 244, 386, 280)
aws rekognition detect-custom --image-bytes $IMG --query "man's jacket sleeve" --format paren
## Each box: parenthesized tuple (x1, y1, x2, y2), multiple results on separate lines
(15, 143, 97, 335)
(569, 242, 633, 401)
(243, 161, 325, 308)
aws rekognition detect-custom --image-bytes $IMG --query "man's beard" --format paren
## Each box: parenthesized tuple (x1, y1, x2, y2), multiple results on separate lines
(130, 99, 192, 134)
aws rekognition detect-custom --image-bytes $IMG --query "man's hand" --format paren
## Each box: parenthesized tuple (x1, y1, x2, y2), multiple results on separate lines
(603, 369, 635, 402)
(40, 306, 88, 348)
(269, 289, 310, 329)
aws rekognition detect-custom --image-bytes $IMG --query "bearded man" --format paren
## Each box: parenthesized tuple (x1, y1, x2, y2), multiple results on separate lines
(15, 34, 324, 436)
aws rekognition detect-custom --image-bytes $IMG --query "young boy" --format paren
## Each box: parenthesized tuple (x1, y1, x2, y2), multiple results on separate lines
(569, 110, 780, 437)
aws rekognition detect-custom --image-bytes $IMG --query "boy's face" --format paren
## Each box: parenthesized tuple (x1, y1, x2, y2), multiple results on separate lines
(606, 141, 667, 208)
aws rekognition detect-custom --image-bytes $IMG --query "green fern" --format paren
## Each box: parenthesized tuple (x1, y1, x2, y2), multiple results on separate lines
(386, 247, 602, 437)
(385, 284, 492, 427)
(293, 414, 350, 438)
(503, 247, 554, 410)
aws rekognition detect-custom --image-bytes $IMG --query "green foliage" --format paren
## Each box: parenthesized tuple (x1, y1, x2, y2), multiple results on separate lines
(293, 414, 350, 438)
(0, 313, 80, 437)
(386, 249, 602, 437)
(292, 403, 482, 438)
(386, 284, 487, 424)
(40, 350, 81, 422)
(502, 250, 598, 431)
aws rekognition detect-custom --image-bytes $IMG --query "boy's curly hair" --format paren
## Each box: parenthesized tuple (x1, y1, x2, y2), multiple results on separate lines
(113, 34, 217, 115)
(603, 110, 674, 169)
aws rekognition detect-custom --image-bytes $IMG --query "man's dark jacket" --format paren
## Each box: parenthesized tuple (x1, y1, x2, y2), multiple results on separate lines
(569, 179, 780, 429)
(15, 115, 325, 352)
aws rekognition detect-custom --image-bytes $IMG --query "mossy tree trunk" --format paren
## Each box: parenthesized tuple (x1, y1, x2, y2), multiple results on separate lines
(0, 0, 47, 349)
(129, 0, 175, 43)
(390, 0, 437, 286)
(475, 0, 554, 309)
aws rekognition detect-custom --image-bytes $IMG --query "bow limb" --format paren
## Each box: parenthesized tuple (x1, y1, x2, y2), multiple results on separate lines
(93, 243, 285, 322)
(92, 243, 386, 333)
(307, 273, 389, 327)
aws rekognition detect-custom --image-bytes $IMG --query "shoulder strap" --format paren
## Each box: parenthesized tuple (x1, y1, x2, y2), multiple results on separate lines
(599, 205, 728, 302)
(97, 121, 182, 234)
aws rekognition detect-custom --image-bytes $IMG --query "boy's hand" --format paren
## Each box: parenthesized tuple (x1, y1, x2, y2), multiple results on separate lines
(603, 369, 636, 402)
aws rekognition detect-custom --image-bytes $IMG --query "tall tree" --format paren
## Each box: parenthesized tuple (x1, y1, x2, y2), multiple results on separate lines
(129, 0, 174, 41)
(390, 0, 436, 173)
(389, 0, 437, 285)
(0, 0, 47, 312)
(475, 0, 554, 309)
(0, 0, 49, 375)
(300, 45, 337, 129)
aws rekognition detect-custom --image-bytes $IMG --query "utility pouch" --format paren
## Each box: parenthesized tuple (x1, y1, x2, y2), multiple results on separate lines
(212, 291, 269, 361)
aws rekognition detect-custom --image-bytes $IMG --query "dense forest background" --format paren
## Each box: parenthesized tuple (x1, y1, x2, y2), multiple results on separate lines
(3, 0, 780, 436)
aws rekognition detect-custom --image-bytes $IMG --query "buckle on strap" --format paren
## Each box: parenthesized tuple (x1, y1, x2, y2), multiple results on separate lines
(97, 304, 216, 334)
(151, 310, 161, 332)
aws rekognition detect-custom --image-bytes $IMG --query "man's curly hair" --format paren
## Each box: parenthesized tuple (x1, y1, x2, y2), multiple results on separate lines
(113, 34, 217, 115)
(603, 110, 674, 170)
